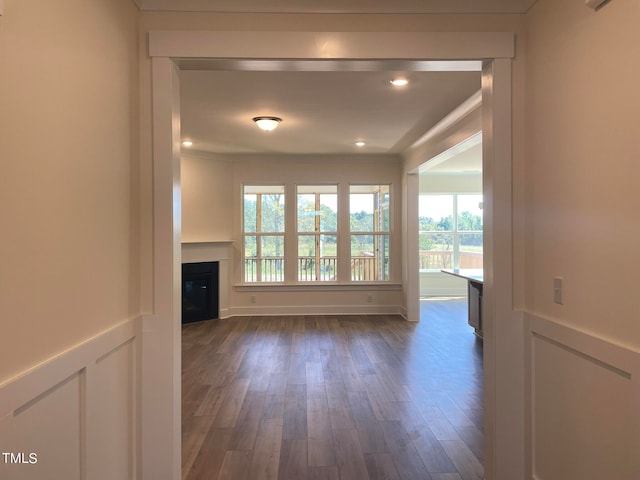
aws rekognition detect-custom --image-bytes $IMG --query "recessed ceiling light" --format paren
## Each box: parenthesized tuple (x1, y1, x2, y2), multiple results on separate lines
(390, 78, 409, 87)
(182, 140, 193, 147)
(355, 141, 366, 147)
(253, 116, 282, 131)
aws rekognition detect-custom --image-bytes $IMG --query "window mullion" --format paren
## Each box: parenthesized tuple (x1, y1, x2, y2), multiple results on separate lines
(453, 194, 460, 269)
(315, 193, 321, 280)
(256, 194, 262, 280)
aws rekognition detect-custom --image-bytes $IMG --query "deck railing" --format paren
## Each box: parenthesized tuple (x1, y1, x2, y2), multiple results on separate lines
(244, 257, 284, 282)
(418, 250, 483, 270)
(297, 256, 337, 282)
(245, 253, 392, 282)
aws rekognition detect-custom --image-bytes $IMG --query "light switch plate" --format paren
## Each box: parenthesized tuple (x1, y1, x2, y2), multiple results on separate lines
(553, 277, 564, 305)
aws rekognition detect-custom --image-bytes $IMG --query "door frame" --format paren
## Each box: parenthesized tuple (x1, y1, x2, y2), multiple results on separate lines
(145, 30, 521, 480)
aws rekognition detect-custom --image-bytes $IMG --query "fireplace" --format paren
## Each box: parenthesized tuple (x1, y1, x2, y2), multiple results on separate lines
(181, 262, 219, 324)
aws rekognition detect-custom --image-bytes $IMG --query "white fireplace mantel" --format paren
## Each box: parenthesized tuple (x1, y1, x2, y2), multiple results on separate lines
(181, 241, 232, 263)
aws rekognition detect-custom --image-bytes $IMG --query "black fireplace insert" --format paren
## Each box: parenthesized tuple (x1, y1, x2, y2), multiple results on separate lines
(182, 262, 219, 324)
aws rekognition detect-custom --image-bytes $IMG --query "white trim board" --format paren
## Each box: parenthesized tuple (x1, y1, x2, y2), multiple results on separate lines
(146, 29, 517, 480)
(149, 31, 514, 60)
(227, 304, 405, 317)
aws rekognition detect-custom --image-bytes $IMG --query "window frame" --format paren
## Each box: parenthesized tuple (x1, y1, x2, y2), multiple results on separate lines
(296, 184, 339, 283)
(242, 184, 286, 283)
(348, 184, 391, 282)
(418, 192, 483, 272)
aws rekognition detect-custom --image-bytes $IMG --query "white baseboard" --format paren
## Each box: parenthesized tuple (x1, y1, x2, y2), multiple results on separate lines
(0, 317, 140, 479)
(525, 311, 640, 480)
(227, 304, 405, 317)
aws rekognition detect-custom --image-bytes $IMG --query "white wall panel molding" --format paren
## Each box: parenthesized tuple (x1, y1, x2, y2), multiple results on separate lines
(526, 312, 640, 480)
(0, 317, 140, 479)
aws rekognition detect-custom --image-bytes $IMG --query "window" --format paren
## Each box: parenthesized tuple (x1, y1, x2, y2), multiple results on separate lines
(243, 185, 285, 282)
(349, 185, 390, 281)
(297, 185, 338, 282)
(419, 194, 483, 270)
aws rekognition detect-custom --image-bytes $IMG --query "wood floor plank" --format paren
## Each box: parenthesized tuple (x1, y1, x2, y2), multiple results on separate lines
(278, 438, 308, 480)
(431, 474, 463, 480)
(186, 427, 233, 480)
(348, 391, 390, 453)
(283, 384, 307, 440)
(421, 405, 463, 442)
(263, 393, 286, 420)
(364, 453, 401, 480)
(379, 420, 433, 480)
(454, 426, 484, 463)
(182, 301, 483, 479)
(307, 397, 335, 467)
(305, 361, 325, 385)
(440, 440, 484, 480)
(182, 414, 216, 480)
(194, 385, 223, 417)
(409, 423, 458, 474)
(332, 428, 370, 480)
(229, 391, 266, 451)
(248, 418, 283, 480)
(307, 466, 339, 480)
(217, 450, 251, 480)
(213, 378, 251, 428)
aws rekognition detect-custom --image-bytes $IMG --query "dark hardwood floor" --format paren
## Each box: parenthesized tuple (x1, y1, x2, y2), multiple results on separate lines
(182, 297, 483, 480)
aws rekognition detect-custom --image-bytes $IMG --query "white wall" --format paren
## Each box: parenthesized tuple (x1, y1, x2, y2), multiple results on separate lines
(181, 152, 405, 316)
(181, 152, 233, 242)
(0, 0, 139, 476)
(524, 0, 640, 477)
(0, 0, 139, 381)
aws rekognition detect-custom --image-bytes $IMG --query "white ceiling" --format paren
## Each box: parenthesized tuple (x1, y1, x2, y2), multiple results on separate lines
(180, 69, 481, 156)
(136, 0, 537, 14)
(161, 0, 511, 172)
(421, 136, 483, 175)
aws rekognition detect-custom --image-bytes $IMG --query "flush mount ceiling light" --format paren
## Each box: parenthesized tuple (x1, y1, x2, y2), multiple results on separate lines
(182, 140, 193, 147)
(390, 78, 409, 87)
(355, 141, 366, 147)
(253, 116, 282, 131)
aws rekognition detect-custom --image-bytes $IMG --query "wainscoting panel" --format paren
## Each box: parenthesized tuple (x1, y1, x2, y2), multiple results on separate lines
(87, 339, 135, 480)
(527, 313, 640, 480)
(0, 318, 139, 480)
(0, 371, 83, 479)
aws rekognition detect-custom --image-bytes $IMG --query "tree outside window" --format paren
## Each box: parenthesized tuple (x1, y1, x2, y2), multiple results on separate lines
(350, 185, 390, 281)
(419, 194, 483, 270)
(243, 185, 285, 282)
(297, 185, 338, 282)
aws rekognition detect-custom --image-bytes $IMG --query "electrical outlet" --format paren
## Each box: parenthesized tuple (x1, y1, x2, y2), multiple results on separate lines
(250, 295, 256, 304)
(553, 277, 563, 305)
(366, 294, 373, 303)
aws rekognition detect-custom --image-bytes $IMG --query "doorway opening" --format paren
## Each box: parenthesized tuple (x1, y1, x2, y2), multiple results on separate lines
(418, 132, 484, 332)
(147, 30, 518, 479)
